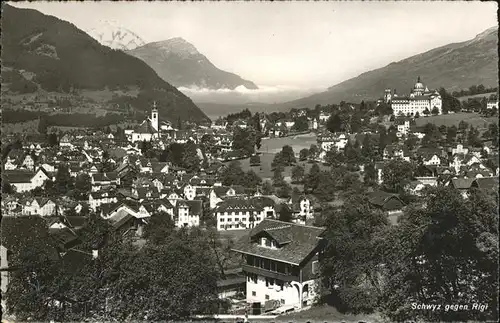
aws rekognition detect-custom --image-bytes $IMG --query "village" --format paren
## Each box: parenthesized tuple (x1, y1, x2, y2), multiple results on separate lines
(1, 76, 499, 321)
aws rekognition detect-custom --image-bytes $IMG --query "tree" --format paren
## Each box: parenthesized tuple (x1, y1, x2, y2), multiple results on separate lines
(299, 148, 309, 161)
(308, 144, 319, 161)
(161, 143, 184, 165)
(414, 112, 420, 118)
(304, 163, 321, 193)
(314, 171, 336, 201)
(325, 148, 344, 168)
(38, 116, 48, 135)
(361, 134, 377, 162)
(488, 123, 499, 147)
(249, 154, 261, 166)
(143, 211, 175, 245)
(221, 161, 246, 186)
(320, 194, 389, 313)
(363, 162, 377, 186)
(182, 141, 201, 173)
(2, 180, 14, 194)
(54, 163, 74, 195)
(404, 133, 419, 151)
(326, 114, 343, 133)
(280, 145, 296, 166)
(423, 108, 430, 116)
(467, 126, 482, 148)
(140, 140, 153, 156)
(278, 203, 293, 222)
(272, 165, 285, 186)
(349, 114, 362, 133)
(291, 165, 305, 183)
(382, 159, 414, 193)
(446, 125, 458, 144)
(47, 133, 58, 147)
(232, 127, 256, 157)
(2, 216, 63, 321)
(458, 120, 469, 133)
(291, 186, 302, 202)
(292, 116, 309, 132)
(262, 181, 274, 195)
(382, 187, 498, 321)
(74, 173, 91, 200)
(277, 182, 292, 199)
(431, 106, 440, 115)
(243, 170, 262, 189)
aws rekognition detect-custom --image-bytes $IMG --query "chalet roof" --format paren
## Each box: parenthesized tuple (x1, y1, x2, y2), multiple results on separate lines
(232, 219, 326, 265)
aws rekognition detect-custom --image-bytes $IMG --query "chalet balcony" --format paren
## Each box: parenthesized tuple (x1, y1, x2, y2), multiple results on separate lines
(242, 264, 299, 282)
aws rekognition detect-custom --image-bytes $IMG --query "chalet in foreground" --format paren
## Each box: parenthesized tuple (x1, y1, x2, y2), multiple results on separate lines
(232, 219, 326, 313)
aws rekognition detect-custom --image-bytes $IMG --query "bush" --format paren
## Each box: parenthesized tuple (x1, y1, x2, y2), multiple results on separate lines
(334, 287, 378, 314)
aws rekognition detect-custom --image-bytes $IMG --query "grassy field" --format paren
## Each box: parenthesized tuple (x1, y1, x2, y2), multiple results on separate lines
(226, 152, 329, 182)
(415, 112, 497, 130)
(457, 91, 496, 102)
(278, 304, 384, 322)
(1, 119, 39, 135)
(259, 133, 318, 154)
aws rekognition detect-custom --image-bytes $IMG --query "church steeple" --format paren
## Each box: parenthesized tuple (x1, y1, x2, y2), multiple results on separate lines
(151, 101, 159, 131)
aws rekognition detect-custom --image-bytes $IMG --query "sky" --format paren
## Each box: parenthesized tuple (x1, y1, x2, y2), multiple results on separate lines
(11, 1, 498, 89)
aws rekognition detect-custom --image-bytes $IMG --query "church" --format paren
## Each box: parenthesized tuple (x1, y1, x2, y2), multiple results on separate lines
(384, 77, 443, 116)
(125, 102, 177, 143)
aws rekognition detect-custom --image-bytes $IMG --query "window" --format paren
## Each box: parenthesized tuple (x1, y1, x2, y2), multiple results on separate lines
(252, 291, 256, 296)
(235, 218, 239, 222)
(312, 260, 319, 274)
(265, 294, 270, 300)
(281, 299, 285, 305)
(220, 218, 225, 222)
(220, 225, 224, 229)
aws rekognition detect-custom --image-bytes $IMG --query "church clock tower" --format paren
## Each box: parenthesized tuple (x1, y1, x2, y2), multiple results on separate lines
(151, 101, 159, 131)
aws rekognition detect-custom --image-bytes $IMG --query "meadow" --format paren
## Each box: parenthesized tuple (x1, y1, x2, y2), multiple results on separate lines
(414, 112, 497, 130)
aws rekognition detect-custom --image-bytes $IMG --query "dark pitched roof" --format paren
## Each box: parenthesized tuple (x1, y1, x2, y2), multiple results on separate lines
(232, 219, 326, 265)
(3, 170, 35, 183)
(134, 119, 158, 134)
(185, 199, 202, 215)
(63, 216, 88, 229)
(472, 177, 499, 190)
(451, 178, 475, 189)
(368, 191, 405, 208)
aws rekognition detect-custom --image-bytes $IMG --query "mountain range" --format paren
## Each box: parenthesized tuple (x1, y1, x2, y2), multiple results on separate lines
(1, 4, 210, 124)
(284, 26, 499, 109)
(127, 38, 259, 90)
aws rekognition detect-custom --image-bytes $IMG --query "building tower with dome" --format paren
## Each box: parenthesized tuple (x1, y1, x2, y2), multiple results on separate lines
(384, 77, 442, 116)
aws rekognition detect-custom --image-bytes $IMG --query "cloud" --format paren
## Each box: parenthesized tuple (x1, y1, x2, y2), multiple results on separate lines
(178, 85, 325, 104)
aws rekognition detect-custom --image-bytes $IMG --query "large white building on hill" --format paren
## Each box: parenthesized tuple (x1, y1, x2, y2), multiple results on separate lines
(385, 77, 443, 116)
